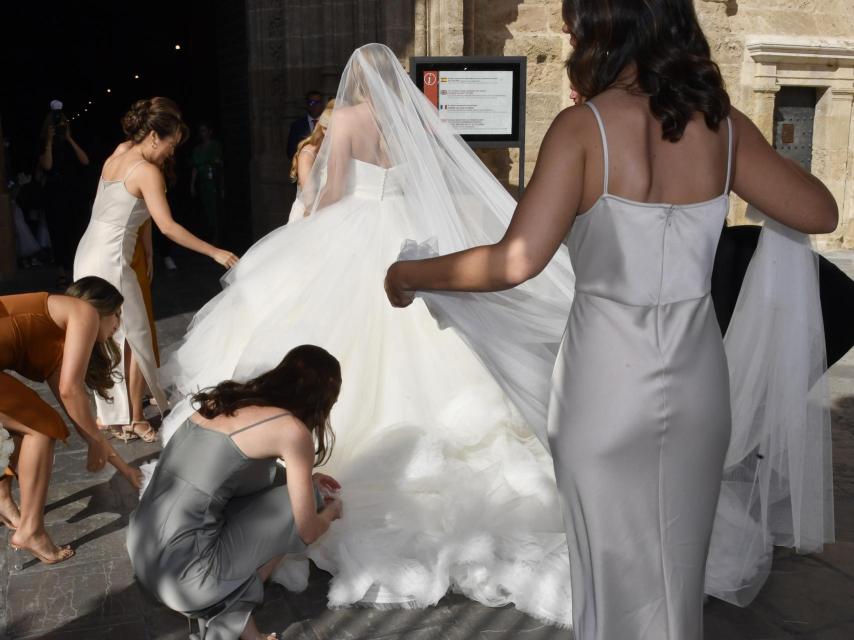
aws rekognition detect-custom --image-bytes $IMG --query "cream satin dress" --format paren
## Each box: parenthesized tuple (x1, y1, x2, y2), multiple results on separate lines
(74, 160, 167, 423)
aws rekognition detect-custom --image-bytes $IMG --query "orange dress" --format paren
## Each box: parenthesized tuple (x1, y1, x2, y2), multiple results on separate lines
(0, 292, 69, 442)
(130, 220, 160, 365)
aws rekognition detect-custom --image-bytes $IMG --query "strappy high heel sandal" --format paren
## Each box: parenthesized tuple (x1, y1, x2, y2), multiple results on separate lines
(129, 421, 157, 443)
(116, 424, 140, 443)
(96, 419, 116, 440)
(10, 541, 75, 569)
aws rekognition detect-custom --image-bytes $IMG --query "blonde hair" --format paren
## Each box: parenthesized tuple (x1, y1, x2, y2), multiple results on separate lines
(290, 100, 335, 182)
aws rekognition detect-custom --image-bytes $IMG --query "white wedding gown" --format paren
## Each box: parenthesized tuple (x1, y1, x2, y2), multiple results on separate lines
(160, 157, 573, 626)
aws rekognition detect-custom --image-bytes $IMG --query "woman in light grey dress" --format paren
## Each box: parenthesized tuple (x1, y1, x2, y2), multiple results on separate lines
(128, 345, 344, 640)
(74, 97, 238, 437)
(384, 1, 838, 638)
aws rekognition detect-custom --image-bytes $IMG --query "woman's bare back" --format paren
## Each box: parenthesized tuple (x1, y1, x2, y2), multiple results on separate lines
(575, 89, 733, 213)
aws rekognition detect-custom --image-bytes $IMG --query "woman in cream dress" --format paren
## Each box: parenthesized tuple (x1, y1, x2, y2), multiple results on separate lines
(74, 97, 239, 438)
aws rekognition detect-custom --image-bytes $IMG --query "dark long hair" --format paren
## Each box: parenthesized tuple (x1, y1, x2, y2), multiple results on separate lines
(121, 97, 189, 183)
(64, 277, 124, 399)
(562, 0, 730, 141)
(193, 345, 341, 466)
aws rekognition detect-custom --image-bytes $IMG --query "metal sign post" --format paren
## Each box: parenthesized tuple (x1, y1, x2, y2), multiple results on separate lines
(410, 56, 527, 196)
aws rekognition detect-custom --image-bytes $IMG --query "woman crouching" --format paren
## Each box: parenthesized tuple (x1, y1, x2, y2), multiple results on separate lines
(127, 345, 343, 640)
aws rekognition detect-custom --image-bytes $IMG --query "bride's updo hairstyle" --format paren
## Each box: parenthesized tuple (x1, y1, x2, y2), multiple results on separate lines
(193, 345, 341, 466)
(562, 0, 730, 142)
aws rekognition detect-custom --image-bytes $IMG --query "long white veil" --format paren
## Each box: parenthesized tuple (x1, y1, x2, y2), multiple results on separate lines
(380, 45, 835, 605)
(157, 43, 578, 625)
(300, 44, 575, 445)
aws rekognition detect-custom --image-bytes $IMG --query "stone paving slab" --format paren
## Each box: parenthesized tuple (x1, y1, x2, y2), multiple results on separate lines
(1, 250, 852, 639)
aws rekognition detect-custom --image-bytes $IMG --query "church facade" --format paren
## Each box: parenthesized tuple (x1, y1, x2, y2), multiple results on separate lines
(234, 0, 854, 248)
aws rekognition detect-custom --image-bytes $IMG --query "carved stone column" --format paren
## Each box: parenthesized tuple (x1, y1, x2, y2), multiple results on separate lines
(825, 88, 854, 248)
(728, 81, 780, 225)
(244, 1, 421, 237)
(414, 0, 464, 56)
(246, 0, 292, 235)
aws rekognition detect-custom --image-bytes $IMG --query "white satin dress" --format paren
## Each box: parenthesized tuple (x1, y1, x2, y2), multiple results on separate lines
(74, 161, 167, 423)
(548, 103, 733, 639)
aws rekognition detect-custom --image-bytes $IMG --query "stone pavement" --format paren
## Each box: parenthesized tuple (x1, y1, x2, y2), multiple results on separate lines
(1, 248, 852, 640)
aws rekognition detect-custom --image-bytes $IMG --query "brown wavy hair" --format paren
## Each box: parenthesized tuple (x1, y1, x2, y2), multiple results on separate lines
(562, 0, 730, 142)
(121, 97, 189, 182)
(64, 277, 124, 399)
(193, 345, 341, 466)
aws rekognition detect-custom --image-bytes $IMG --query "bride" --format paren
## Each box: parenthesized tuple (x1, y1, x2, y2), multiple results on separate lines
(159, 43, 576, 625)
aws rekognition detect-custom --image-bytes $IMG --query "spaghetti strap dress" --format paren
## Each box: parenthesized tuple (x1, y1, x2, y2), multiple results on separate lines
(74, 160, 167, 423)
(0, 292, 70, 443)
(548, 102, 734, 639)
(127, 412, 321, 640)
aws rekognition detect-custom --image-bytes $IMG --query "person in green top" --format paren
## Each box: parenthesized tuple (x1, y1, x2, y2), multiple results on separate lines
(190, 122, 224, 243)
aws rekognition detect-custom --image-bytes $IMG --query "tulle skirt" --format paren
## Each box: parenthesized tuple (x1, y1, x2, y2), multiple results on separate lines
(160, 191, 574, 626)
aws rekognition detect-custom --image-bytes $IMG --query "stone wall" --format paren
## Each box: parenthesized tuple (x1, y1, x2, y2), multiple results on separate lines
(461, 0, 570, 189)
(695, 0, 854, 248)
(243, 0, 415, 235)
(242, 0, 854, 246)
(215, 0, 253, 250)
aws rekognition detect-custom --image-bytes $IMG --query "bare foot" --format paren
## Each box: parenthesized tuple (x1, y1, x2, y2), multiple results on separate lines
(0, 478, 21, 529)
(10, 527, 74, 564)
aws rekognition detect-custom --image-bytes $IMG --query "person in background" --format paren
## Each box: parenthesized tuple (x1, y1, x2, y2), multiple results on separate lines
(39, 100, 90, 288)
(287, 90, 325, 161)
(10, 172, 51, 268)
(190, 122, 224, 244)
(287, 100, 334, 222)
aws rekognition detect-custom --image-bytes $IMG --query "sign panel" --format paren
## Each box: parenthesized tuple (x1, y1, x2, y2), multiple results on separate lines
(411, 57, 526, 147)
(422, 69, 514, 136)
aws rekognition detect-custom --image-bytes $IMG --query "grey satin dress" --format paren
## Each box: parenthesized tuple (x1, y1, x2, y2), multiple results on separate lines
(127, 413, 317, 640)
(547, 103, 733, 639)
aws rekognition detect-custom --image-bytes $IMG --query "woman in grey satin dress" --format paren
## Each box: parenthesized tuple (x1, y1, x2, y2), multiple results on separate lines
(384, 1, 838, 638)
(127, 345, 344, 640)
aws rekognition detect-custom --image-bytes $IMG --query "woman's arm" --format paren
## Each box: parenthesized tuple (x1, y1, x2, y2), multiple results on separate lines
(316, 112, 352, 210)
(730, 108, 837, 234)
(66, 133, 90, 166)
(51, 303, 141, 486)
(135, 164, 238, 268)
(385, 107, 586, 306)
(296, 148, 316, 189)
(281, 430, 342, 544)
(39, 128, 54, 171)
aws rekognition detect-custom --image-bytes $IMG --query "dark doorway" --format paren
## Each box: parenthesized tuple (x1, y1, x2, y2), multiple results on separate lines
(773, 86, 818, 171)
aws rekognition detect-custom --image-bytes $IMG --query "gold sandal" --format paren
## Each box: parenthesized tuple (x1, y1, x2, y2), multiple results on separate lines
(130, 421, 157, 443)
(116, 424, 140, 443)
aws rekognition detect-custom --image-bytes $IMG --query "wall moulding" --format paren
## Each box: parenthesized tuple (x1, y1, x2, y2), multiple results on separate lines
(746, 37, 854, 68)
(742, 36, 854, 248)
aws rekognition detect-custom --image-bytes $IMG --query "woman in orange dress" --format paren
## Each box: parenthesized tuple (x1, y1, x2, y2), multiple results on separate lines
(0, 276, 142, 565)
(124, 219, 159, 442)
